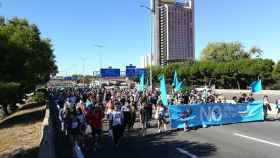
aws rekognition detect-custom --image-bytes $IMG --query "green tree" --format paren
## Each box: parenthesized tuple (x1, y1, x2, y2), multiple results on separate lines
(0, 17, 57, 115)
(272, 61, 280, 89)
(272, 61, 280, 80)
(0, 82, 21, 115)
(201, 42, 250, 62)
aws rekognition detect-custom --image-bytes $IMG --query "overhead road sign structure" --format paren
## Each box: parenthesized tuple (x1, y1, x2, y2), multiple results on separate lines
(126, 64, 136, 77)
(100, 68, 120, 77)
(126, 68, 136, 77)
(64, 76, 73, 81)
(126, 64, 136, 69)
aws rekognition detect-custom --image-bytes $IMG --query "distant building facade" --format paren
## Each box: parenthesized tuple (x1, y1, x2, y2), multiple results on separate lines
(152, 0, 195, 65)
(140, 54, 152, 68)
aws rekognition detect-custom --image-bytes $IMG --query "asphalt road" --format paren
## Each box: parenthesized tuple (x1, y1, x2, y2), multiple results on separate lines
(48, 91, 280, 158)
(95, 120, 280, 158)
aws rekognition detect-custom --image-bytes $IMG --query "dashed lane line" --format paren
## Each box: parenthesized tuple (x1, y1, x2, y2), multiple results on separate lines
(234, 133, 280, 148)
(176, 147, 199, 158)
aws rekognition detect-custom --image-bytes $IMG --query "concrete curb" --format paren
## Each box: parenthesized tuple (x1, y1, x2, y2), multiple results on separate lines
(40, 106, 49, 142)
(38, 105, 56, 158)
(215, 89, 280, 95)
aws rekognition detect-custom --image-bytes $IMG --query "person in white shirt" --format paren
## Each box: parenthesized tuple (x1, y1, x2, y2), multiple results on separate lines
(108, 105, 124, 147)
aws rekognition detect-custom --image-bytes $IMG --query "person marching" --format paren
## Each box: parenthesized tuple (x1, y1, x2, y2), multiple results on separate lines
(129, 96, 137, 129)
(156, 100, 167, 133)
(121, 100, 131, 131)
(263, 95, 271, 120)
(108, 104, 124, 148)
(275, 96, 280, 120)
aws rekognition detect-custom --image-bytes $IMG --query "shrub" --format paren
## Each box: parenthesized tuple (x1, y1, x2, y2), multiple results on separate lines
(31, 92, 46, 104)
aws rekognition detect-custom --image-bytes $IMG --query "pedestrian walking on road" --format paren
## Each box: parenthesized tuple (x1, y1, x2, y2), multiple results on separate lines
(59, 103, 71, 135)
(129, 97, 137, 129)
(263, 95, 271, 120)
(275, 96, 280, 120)
(121, 100, 131, 130)
(108, 105, 124, 148)
(156, 101, 167, 133)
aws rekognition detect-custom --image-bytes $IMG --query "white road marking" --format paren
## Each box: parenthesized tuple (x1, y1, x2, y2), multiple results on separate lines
(234, 133, 280, 148)
(176, 147, 199, 158)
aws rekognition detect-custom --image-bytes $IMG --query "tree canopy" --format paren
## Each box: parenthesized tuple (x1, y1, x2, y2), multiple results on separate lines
(200, 42, 263, 62)
(150, 58, 279, 90)
(0, 17, 57, 114)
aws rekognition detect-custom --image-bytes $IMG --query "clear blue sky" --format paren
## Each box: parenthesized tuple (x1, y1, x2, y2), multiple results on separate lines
(1, 0, 280, 75)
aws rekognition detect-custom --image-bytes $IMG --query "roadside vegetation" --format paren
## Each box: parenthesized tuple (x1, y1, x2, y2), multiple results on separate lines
(0, 16, 57, 117)
(149, 42, 280, 90)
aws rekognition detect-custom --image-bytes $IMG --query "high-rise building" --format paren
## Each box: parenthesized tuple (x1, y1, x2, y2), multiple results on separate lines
(152, 0, 195, 65)
(140, 54, 152, 68)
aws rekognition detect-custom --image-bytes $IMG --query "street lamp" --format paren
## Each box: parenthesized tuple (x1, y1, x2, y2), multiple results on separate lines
(93, 44, 104, 70)
(80, 57, 87, 86)
(140, 4, 155, 90)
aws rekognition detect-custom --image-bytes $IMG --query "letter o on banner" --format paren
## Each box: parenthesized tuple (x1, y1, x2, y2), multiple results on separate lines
(212, 105, 222, 122)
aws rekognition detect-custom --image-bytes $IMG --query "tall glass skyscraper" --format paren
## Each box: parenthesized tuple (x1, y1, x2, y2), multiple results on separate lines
(152, 0, 195, 65)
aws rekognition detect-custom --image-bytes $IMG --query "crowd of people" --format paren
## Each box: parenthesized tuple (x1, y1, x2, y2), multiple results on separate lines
(48, 86, 280, 157)
(49, 87, 164, 157)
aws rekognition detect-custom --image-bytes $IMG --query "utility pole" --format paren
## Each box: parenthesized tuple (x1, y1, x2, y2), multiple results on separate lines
(80, 57, 86, 87)
(93, 44, 104, 70)
(140, 1, 155, 90)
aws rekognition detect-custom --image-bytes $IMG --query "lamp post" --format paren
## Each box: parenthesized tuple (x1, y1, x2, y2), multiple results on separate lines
(80, 57, 87, 86)
(93, 44, 104, 70)
(140, 4, 155, 90)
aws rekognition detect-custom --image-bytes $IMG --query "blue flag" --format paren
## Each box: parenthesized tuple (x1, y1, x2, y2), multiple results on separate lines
(172, 70, 183, 92)
(250, 80, 262, 93)
(175, 81, 183, 92)
(85, 99, 92, 108)
(159, 74, 168, 106)
(172, 70, 178, 87)
(138, 72, 145, 92)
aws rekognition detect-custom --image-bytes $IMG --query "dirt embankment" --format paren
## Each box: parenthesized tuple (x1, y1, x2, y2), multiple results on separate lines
(0, 104, 46, 158)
